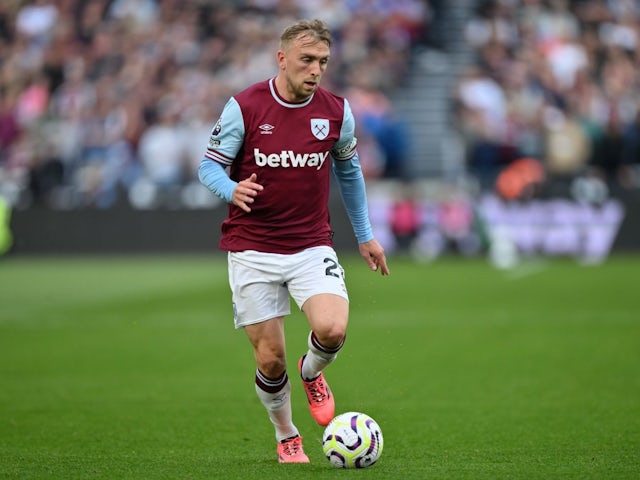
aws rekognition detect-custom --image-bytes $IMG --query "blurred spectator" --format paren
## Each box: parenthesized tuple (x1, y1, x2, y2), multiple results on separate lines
(345, 80, 412, 179)
(543, 104, 591, 178)
(0, 88, 21, 159)
(389, 189, 421, 252)
(135, 96, 185, 197)
(15, 0, 59, 48)
(0, 0, 431, 210)
(495, 157, 545, 201)
(454, 64, 512, 187)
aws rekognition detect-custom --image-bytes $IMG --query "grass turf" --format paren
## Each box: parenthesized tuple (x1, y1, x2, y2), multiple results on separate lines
(0, 254, 638, 479)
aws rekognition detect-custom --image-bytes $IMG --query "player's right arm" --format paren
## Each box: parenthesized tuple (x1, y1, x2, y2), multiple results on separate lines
(198, 98, 263, 212)
(198, 162, 262, 213)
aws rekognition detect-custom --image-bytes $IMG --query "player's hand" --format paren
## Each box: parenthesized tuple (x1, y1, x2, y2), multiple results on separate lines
(233, 173, 263, 212)
(359, 239, 390, 276)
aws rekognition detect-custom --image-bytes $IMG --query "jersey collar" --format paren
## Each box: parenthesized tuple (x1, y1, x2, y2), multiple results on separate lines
(269, 78, 314, 108)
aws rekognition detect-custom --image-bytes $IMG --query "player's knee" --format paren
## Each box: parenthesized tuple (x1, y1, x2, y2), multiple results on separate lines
(326, 329, 347, 349)
(314, 326, 346, 351)
(257, 357, 286, 379)
(255, 349, 286, 378)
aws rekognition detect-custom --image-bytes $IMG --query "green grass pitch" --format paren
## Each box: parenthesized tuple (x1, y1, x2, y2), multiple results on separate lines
(1, 253, 639, 479)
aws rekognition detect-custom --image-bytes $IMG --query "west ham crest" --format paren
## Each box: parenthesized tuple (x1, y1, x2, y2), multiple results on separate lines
(311, 118, 329, 140)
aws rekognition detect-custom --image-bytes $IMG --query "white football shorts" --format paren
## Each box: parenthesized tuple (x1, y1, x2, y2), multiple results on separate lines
(227, 246, 349, 328)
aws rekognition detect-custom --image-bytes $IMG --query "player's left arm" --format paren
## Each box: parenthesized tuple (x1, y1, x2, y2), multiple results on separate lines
(332, 101, 389, 275)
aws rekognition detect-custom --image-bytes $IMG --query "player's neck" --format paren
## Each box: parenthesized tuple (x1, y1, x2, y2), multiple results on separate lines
(273, 75, 312, 104)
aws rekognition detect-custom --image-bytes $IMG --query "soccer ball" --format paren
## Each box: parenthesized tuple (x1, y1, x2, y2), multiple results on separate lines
(322, 411, 384, 469)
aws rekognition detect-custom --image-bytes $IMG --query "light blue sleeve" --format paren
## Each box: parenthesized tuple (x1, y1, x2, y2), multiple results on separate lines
(203, 97, 245, 166)
(198, 159, 236, 203)
(198, 97, 245, 203)
(333, 153, 374, 244)
(332, 99, 374, 244)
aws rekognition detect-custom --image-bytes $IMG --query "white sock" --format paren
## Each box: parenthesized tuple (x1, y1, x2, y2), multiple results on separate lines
(301, 331, 345, 381)
(254, 370, 299, 442)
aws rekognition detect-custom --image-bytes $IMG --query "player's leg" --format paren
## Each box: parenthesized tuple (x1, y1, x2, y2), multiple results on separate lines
(301, 293, 348, 378)
(245, 317, 295, 439)
(288, 246, 349, 425)
(298, 293, 347, 425)
(229, 250, 309, 463)
(245, 318, 309, 463)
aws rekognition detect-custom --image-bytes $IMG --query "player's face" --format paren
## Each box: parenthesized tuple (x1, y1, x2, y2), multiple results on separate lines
(278, 36, 330, 102)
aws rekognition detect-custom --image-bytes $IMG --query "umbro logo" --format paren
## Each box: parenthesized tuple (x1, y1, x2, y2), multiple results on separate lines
(259, 124, 274, 134)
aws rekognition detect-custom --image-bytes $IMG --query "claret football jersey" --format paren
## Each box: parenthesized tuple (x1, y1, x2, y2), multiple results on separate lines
(205, 78, 358, 254)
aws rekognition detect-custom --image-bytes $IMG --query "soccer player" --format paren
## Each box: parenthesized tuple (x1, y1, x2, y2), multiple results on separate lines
(198, 19, 389, 464)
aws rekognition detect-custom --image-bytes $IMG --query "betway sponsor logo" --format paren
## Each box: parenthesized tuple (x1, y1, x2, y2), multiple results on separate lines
(254, 149, 328, 170)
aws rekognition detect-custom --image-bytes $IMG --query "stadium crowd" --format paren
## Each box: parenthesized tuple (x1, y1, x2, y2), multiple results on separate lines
(4, 0, 638, 213)
(0, 0, 431, 209)
(455, 0, 640, 200)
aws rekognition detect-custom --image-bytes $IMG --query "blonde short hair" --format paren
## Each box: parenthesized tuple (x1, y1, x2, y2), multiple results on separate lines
(280, 19, 332, 49)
